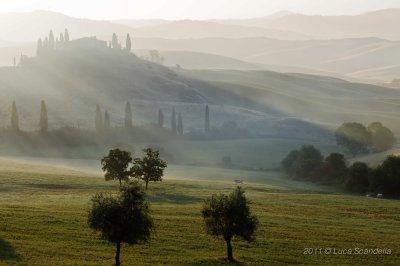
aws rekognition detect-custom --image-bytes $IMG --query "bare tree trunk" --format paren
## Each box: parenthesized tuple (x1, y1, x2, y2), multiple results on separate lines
(225, 237, 233, 262)
(119, 179, 122, 187)
(115, 241, 121, 266)
(145, 180, 149, 190)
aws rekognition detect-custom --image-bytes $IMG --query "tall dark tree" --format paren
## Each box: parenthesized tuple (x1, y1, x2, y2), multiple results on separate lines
(11, 101, 19, 131)
(346, 162, 370, 193)
(171, 107, 177, 134)
(177, 112, 184, 135)
(371, 156, 400, 195)
(202, 187, 258, 262)
(95, 104, 103, 132)
(49, 30, 55, 50)
(112, 33, 119, 49)
(131, 148, 167, 190)
(40, 100, 48, 134)
(124, 102, 133, 129)
(101, 149, 133, 187)
(36, 38, 43, 56)
(88, 181, 153, 266)
(126, 33, 131, 52)
(205, 105, 210, 133)
(104, 110, 111, 131)
(158, 109, 164, 128)
(64, 29, 70, 42)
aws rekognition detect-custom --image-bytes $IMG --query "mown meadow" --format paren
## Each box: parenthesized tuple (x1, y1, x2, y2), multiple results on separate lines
(0, 159, 399, 265)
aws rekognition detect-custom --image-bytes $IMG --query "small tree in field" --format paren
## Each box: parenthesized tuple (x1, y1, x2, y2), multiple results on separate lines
(131, 148, 167, 190)
(101, 149, 133, 187)
(201, 187, 258, 262)
(88, 181, 153, 266)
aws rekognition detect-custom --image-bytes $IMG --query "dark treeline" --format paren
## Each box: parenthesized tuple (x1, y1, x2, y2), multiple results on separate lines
(282, 145, 400, 198)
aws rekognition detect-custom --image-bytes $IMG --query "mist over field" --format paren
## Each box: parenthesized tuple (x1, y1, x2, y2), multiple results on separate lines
(0, 1, 400, 265)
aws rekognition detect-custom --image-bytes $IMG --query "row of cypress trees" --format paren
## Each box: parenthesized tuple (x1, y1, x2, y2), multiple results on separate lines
(37, 29, 70, 56)
(95, 103, 211, 135)
(110, 33, 132, 52)
(8, 101, 48, 134)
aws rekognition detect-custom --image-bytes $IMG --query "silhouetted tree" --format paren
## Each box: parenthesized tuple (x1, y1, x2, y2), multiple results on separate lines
(40, 100, 48, 134)
(64, 29, 70, 42)
(101, 149, 133, 187)
(346, 162, 370, 193)
(367, 122, 396, 152)
(11, 101, 19, 131)
(131, 148, 167, 190)
(371, 156, 400, 195)
(112, 33, 119, 49)
(104, 110, 111, 131)
(126, 33, 131, 52)
(88, 181, 153, 266)
(205, 105, 210, 133)
(281, 145, 323, 180)
(177, 112, 183, 135)
(36, 38, 43, 56)
(202, 187, 258, 262)
(95, 104, 103, 132)
(321, 153, 348, 182)
(336, 122, 370, 156)
(124, 102, 133, 129)
(171, 107, 177, 134)
(158, 109, 164, 128)
(60, 32, 64, 42)
(49, 30, 55, 50)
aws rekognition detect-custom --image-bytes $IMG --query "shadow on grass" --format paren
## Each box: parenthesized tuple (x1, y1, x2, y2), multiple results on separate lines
(148, 193, 202, 204)
(187, 258, 245, 266)
(0, 238, 21, 261)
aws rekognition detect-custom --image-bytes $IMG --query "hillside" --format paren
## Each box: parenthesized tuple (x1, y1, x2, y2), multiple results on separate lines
(181, 69, 400, 132)
(132, 37, 400, 82)
(0, 37, 284, 131)
(216, 8, 400, 40)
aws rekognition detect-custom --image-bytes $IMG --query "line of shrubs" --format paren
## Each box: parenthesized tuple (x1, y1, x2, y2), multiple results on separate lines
(281, 145, 400, 198)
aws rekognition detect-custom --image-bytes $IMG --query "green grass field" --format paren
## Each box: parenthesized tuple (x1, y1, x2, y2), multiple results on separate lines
(0, 158, 399, 265)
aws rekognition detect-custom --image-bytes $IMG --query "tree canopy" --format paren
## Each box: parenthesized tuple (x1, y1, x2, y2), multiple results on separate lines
(101, 149, 133, 186)
(131, 148, 167, 190)
(335, 122, 370, 156)
(201, 187, 258, 262)
(88, 181, 153, 266)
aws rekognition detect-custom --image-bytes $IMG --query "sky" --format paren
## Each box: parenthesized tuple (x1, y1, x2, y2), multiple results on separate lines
(1, 0, 400, 20)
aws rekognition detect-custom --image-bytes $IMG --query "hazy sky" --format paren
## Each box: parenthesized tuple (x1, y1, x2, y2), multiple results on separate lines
(1, 0, 400, 20)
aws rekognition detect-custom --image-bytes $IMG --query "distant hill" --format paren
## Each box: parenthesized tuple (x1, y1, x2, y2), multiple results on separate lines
(134, 50, 261, 70)
(132, 37, 400, 82)
(215, 9, 400, 40)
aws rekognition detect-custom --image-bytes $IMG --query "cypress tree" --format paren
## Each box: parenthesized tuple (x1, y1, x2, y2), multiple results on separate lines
(205, 105, 210, 133)
(112, 33, 119, 49)
(158, 109, 164, 128)
(64, 29, 70, 42)
(177, 112, 183, 135)
(124, 102, 133, 129)
(40, 100, 48, 134)
(126, 33, 131, 52)
(11, 101, 19, 131)
(104, 110, 111, 130)
(37, 38, 43, 56)
(49, 30, 55, 50)
(171, 107, 177, 134)
(95, 104, 103, 132)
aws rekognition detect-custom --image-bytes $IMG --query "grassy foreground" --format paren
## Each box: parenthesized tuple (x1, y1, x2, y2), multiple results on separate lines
(0, 159, 399, 265)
